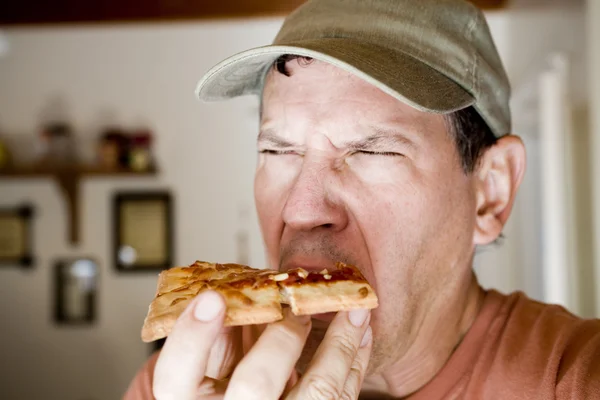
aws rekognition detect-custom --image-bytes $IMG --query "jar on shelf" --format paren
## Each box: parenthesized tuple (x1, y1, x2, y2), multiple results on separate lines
(37, 122, 76, 166)
(128, 130, 153, 172)
(98, 129, 127, 170)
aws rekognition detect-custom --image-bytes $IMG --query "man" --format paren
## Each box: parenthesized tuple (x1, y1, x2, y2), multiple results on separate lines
(125, 0, 600, 398)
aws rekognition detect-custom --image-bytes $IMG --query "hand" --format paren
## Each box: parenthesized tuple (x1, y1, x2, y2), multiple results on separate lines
(152, 290, 373, 400)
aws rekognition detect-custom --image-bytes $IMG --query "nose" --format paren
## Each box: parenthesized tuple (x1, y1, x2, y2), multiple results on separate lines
(282, 159, 348, 233)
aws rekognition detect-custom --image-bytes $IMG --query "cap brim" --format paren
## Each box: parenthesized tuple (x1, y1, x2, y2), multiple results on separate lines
(195, 38, 474, 114)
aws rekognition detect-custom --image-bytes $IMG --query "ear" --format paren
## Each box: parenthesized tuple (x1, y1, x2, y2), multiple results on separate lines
(473, 135, 527, 245)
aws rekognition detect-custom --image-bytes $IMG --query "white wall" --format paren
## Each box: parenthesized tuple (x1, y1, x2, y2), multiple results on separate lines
(0, 19, 283, 400)
(0, 4, 590, 399)
(587, 0, 600, 317)
(473, 5, 590, 315)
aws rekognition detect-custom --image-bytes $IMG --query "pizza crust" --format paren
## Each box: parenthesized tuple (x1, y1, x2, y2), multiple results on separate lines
(219, 285, 283, 326)
(141, 290, 196, 342)
(280, 280, 378, 315)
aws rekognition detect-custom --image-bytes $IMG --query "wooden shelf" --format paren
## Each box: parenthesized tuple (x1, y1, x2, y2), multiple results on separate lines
(1, 0, 508, 25)
(0, 165, 157, 177)
(0, 164, 158, 246)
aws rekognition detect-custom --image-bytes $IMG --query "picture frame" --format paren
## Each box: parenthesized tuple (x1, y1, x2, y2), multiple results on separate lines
(0, 203, 34, 268)
(113, 190, 174, 272)
(53, 258, 98, 325)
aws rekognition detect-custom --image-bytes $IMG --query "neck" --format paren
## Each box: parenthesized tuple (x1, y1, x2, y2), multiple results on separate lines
(362, 274, 485, 398)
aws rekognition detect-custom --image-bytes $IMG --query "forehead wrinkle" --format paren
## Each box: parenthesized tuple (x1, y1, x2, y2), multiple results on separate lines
(343, 129, 417, 151)
(257, 128, 298, 147)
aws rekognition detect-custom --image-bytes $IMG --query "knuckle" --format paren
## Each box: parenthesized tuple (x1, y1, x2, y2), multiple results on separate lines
(331, 332, 359, 362)
(270, 319, 309, 346)
(339, 368, 362, 400)
(302, 375, 341, 400)
(227, 376, 271, 400)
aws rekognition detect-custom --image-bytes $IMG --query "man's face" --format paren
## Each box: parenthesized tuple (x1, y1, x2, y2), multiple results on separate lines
(254, 59, 479, 373)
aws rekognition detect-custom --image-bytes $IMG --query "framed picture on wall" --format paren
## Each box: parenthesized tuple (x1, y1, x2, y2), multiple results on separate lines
(0, 204, 34, 268)
(53, 258, 98, 325)
(113, 190, 174, 272)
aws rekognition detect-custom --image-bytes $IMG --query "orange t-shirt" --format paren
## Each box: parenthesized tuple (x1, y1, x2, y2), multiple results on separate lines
(123, 289, 600, 399)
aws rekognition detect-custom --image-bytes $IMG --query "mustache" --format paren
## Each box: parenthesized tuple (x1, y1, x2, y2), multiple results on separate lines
(278, 233, 358, 268)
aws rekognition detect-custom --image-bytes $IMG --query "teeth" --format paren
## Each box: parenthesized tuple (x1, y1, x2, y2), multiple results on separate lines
(323, 274, 332, 280)
(319, 269, 329, 275)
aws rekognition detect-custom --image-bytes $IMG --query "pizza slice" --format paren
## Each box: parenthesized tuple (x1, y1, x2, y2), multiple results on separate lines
(142, 263, 283, 342)
(141, 260, 378, 343)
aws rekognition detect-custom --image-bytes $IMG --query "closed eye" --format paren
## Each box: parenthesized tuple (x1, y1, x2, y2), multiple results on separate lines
(259, 149, 297, 155)
(354, 150, 403, 157)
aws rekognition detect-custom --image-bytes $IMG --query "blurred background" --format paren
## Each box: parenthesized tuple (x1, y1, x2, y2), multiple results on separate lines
(0, 0, 599, 398)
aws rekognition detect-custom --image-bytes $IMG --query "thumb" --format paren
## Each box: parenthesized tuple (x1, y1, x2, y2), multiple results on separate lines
(282, 369, 300, 397)
(153, 290, 225, 400)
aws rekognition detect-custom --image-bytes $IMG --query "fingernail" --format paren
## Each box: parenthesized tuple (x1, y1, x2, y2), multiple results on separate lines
(360, 326, 372, 348)
(349, 309, 369, 327)
(193, 291, 224, 322)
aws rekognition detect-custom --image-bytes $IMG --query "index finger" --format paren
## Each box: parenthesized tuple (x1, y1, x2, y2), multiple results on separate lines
(153, 290, 226, 400)
(287, 309, 372, 400)
(224, 309, 311, 400)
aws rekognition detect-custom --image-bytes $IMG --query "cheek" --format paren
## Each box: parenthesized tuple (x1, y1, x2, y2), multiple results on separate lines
(341, 161, 466, 292)
(342, 159, 425, 240)
(340, 169, 425, 285)
(254, 169, 279, 236)
(254, 160, 299, 259)
(345, 156, 410, 185)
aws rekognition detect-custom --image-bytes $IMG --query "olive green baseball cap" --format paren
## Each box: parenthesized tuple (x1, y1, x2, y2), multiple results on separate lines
(195, 0, 511, 137)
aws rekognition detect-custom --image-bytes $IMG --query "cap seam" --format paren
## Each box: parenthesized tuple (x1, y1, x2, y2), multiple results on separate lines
(467, 13, 479, 98)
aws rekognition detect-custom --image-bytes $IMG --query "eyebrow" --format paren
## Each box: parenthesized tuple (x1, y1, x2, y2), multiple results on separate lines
(345, 129, 416, 152)
(257, 129, 296, 148)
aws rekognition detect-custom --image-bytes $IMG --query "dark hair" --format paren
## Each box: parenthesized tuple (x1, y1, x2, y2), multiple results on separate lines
(268, 55, 498, 173)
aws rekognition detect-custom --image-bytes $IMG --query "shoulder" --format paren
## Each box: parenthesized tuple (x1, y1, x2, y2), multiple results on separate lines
(552, 310, 600, 398)
(499, 291, 599, 338)
(122, 351, 161, 400)
(490, 290, 600, 398)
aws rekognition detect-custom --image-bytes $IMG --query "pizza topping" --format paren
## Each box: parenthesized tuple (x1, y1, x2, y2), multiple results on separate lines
(172, 284, 193, 292)
(170, 297, 187, 306)
(280, 266, 368, 286)
(296, 268, 308, 279)
(271, 272, 289, 281)
(220, 289, 255, 306)
(358, 287, 369, 298)
(220, 276, 277, 289)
